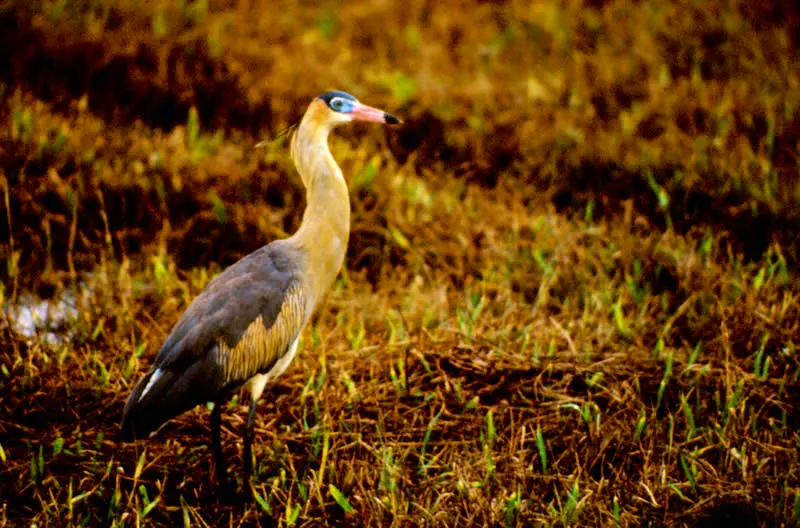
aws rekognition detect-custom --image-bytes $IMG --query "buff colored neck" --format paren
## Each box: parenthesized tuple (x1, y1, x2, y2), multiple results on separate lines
(288, 110, 351, 308)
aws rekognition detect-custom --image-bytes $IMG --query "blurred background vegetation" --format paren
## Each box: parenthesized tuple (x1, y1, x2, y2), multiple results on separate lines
(1, 0, 799, 526)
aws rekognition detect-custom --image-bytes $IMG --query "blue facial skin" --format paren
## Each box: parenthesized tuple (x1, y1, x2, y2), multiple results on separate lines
(318, 91, 358, 113)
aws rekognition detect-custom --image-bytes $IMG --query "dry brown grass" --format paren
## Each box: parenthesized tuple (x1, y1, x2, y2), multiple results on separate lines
(1, 0, 799, 526)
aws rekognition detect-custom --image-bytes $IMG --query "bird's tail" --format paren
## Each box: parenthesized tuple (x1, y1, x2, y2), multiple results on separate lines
(118, 363, 217, 442)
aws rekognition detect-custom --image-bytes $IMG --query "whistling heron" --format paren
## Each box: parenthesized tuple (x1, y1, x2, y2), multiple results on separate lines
(119, 91, 401, 484)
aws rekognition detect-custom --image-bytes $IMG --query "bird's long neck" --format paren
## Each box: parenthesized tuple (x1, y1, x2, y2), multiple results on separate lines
(289, 118, 351, 307)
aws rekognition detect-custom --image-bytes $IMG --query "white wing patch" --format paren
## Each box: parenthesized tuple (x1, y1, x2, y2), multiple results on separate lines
(139, 368, 163, 402)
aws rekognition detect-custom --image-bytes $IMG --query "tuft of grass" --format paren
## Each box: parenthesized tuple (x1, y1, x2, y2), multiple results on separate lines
(329, 484, 355, 514)
(536, 425, 548, 475)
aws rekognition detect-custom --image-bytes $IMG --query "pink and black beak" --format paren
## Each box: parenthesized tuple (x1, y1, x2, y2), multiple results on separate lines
(350, 101, 402, 125)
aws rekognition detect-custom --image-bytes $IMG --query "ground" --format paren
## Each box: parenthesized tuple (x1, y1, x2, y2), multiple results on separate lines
(1, 0, 799, 526)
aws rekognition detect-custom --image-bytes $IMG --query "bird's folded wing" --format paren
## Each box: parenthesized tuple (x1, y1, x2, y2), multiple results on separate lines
(120, 263, 306, 438)
(215, 281, 306, 384)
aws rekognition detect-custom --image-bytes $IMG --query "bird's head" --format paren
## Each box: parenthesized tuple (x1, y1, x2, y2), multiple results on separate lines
(309, 91, 402, 129)
(257, 91, 400, 149)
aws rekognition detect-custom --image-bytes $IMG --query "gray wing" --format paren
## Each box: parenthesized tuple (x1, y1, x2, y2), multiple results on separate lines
(156, 243, 306, 382)
(119, 242, 306, 439)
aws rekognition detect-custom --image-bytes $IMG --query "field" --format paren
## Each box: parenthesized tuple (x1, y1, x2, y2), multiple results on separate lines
(1, 0, 800, 525)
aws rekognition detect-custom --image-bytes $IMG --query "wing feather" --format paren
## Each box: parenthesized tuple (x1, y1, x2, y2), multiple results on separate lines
(119, 242, 307, 439)
(216, 282, 305, 384)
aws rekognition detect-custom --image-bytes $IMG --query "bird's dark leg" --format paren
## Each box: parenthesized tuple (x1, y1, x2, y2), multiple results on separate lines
(243, 398, 259, 481)
(210, 401, 227, 486)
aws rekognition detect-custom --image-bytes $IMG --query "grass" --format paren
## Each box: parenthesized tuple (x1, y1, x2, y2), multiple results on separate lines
(1, 0, 800, 526)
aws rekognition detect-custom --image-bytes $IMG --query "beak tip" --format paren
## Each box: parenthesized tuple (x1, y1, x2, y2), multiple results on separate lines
(384, 113, 402, 125)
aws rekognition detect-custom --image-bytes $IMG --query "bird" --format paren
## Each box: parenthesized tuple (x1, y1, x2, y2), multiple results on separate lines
(119, 91, 401, 486)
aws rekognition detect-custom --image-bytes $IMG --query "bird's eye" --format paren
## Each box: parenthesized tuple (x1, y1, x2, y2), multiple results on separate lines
(331, 99, 344, 111)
